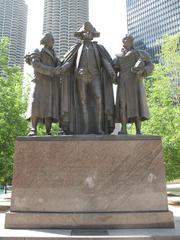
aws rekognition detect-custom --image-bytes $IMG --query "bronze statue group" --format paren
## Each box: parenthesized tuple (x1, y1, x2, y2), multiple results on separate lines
(25, 22, 154, 136)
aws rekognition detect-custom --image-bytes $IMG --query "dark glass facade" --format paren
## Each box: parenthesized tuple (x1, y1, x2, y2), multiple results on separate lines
(126, 0, 180, 62)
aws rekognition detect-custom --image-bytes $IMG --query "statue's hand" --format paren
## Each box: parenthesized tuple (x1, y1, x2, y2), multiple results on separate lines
(60, 62, 72, 74)
(131, 66, 144, 76)
(60, 65, 68, 74)
(136, 69, 144, 75)
(24, 54, 32, 65)
(54, 64, 70, 76)
(54, 66, 62, 75)
(109, 70, 116, 83)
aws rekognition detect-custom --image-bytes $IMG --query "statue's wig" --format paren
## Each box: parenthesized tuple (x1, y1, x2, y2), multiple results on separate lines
(122, 34, 134, 42)
(40, 33, 54, 45)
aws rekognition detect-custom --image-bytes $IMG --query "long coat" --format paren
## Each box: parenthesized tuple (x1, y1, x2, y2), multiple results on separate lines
(60, 42, 115, 134)
(114, 48, 154, 123)
(26, 47, 60, 122)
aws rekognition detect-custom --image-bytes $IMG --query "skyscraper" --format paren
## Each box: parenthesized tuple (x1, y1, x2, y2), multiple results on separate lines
(43, 0, 89, 59)
(0, 0, 28, 69)
(126, 0, 180, 62)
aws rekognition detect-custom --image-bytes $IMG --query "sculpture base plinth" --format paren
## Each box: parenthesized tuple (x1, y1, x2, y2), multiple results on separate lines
(5, 135, 174, 229)
(5, 211, 174, 229)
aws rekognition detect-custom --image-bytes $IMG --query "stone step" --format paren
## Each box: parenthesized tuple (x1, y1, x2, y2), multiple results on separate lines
(0, 233, 180, 240)
(1, 213, 180, 240)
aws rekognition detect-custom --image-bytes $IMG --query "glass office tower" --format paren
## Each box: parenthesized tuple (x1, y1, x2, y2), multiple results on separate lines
(43, 0, 89, 59)
(126, 0, 180, 62)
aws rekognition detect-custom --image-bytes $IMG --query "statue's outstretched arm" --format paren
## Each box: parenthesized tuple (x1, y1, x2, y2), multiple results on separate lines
(32, 59, 55, 77)
(102, 58, 116, 83)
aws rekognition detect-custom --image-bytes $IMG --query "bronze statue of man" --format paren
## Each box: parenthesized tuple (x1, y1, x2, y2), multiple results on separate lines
(57, 22, 115, 134)
(25, 33, 61, 136)
(114, 35, 154, 135)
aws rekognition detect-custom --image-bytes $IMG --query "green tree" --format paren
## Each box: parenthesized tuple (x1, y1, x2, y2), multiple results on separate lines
(0, 37, 28, 185)
(143, 34, 180, 181)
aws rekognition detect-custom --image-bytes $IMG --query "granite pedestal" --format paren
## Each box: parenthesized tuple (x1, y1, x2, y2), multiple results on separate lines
(5, 135, 174, 229)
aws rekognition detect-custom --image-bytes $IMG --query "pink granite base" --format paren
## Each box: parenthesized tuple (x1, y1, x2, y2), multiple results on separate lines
(5, 211, 174, 229)
(5, 135, 174, 229)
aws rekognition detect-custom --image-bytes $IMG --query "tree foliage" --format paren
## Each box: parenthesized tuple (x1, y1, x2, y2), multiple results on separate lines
(0, 37, 28, 184)
(143, 34, 180, 181)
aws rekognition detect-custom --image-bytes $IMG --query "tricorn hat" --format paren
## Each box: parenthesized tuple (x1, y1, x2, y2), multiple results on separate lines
(74, 22, 100, 39)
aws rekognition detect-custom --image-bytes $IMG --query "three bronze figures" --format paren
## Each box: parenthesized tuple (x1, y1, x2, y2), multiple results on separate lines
(25, 22, 154, 136)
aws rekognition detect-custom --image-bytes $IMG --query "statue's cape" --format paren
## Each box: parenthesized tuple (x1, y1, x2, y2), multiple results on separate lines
(60, 42, 115, 134)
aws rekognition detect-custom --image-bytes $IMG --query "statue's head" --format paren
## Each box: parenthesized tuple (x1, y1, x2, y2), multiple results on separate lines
(40, 33, 54, 48)
(74, 22, 100, 41)
(122, 34, 134, 50)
